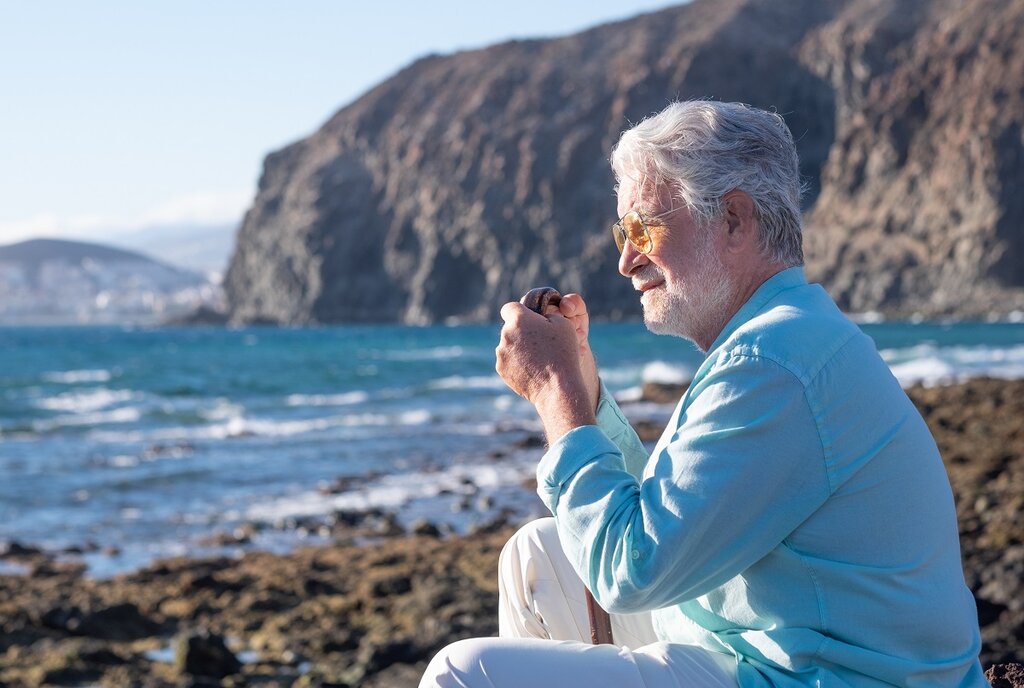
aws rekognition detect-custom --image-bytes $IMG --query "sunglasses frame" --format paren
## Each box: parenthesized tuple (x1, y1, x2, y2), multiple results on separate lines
(611, 210, 652, 254)
(612, 205, 692, 254)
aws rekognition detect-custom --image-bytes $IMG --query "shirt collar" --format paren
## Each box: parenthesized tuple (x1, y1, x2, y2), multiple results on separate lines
(706, 266, 807, 354)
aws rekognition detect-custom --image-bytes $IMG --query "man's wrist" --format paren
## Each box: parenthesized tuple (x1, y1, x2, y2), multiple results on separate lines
(535, 373, 597, 445)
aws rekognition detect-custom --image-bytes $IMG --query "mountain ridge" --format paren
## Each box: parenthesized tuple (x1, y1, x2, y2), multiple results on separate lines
(0, 238, 167, 269)
(224, 0, 1024, 324)
(0, 237, 220, 325)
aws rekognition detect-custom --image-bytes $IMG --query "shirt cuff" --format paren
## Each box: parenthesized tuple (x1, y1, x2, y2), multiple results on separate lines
(595, 380, 632, 438)
(536, 425, 624, 512)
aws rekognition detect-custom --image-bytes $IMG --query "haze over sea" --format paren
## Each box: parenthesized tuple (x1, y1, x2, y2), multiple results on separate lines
(3, 322, 1024, 577)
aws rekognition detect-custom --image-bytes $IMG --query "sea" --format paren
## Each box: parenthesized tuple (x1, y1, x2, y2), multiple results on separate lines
(3, 321, 1024, 577)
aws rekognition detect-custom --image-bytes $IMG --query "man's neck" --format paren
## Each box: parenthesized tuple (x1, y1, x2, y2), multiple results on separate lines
(693, 263, 792, 352)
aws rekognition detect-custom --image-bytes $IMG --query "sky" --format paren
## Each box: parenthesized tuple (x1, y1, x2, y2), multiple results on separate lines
(0, 1, 679, 246)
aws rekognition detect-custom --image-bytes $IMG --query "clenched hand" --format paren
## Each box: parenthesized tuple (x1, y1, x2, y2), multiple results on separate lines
(495, 294, 598, 443)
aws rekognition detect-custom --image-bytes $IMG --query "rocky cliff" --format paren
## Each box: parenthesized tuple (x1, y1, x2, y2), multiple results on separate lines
(802, 0, 1024, 315)
(224, 0, 1024, 324)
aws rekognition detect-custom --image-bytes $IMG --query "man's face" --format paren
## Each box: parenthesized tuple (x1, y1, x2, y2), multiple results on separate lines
(616, 180, 736, 350)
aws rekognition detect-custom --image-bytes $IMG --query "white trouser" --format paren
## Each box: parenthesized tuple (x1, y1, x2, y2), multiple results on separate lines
(419, 518, 739, 688)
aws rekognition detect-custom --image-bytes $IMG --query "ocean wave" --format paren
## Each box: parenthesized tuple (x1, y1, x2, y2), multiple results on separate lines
(597, 364, 643, 385)
(600, 360, 695, 387)
(615, 386, 645, 403)
(42, 369, 112, 384)
(849, 311, 886, 324)
(109, 454, 140, 468)
(285, 391, 369, 407)
(642, 360, 693, 385)
(429, 375, 505, 390)
(35, 388, 136, 413)
(87, 408, 434, 443)
(244, 459, 531, 523)
(335, 409, 432, 428)
(201, 399, 245, 421)
(34, 407, 142, 431)
(882, 343, 1024, 387)
(377, 346, 466, 361)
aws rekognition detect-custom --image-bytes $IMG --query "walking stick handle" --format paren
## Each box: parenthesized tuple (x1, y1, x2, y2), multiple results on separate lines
(520, 286, 615, 646)
(520, 286, 562, 313)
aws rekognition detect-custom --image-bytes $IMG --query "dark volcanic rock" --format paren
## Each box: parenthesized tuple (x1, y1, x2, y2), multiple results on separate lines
(40, 602, 160, 641)
(175, 628, 242, 678)
(225, 0, 1024, 325)
(908, 379, 1024, 668)
(0, 540, 43, 558)
(987, 663, 1024, 688)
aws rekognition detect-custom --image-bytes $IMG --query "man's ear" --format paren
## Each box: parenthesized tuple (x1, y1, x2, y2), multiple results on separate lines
(722, 190, 757, 248)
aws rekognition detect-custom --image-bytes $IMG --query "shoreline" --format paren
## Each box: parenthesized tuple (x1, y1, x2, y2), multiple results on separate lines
(1, 377, 1021, 686)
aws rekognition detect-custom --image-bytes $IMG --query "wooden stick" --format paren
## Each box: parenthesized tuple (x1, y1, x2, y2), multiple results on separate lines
(584, 587, 615, 645)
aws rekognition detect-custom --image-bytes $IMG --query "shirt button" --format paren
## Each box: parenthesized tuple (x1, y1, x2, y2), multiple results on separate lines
(631, 549, 640, 560)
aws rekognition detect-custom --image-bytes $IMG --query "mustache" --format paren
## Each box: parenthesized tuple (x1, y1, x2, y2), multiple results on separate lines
(632, 265, 665, 290)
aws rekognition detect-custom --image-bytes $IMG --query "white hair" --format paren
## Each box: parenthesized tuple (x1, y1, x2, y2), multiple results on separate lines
(610, 100, 805, 266)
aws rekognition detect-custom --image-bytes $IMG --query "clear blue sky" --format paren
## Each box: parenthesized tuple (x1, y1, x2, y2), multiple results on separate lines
(0, 1, 679, 244)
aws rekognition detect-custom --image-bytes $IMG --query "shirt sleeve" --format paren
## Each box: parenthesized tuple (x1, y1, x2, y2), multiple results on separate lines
(536, 353, 831, 614)
(594, 380, 649, 480)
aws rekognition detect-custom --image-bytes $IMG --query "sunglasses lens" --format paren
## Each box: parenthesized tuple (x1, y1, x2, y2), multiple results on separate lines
(623, 212, 653, 253)
(612, 223, 626, 252)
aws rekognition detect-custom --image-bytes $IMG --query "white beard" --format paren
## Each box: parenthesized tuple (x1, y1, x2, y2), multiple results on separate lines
(637, 236, 736, 350)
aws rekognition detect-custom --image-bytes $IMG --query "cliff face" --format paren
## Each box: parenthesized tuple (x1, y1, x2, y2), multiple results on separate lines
(225, 0, 1024, 324)
(802, 0, 1024, 315)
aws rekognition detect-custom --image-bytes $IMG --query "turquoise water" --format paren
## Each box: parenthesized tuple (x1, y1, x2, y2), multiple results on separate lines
(2, 322, 1023, 575)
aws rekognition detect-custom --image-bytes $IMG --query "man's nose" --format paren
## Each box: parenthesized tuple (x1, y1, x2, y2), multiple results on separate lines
(618, 240, 649, 277)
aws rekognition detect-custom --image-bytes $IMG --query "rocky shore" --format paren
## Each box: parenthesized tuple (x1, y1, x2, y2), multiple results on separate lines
(1, 377, 1021, 686)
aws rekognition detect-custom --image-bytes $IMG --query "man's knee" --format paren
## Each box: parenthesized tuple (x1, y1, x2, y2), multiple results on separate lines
(419, 638, 503, 688)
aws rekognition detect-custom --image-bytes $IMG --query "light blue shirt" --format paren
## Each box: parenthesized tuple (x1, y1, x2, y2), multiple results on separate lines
(537, 268, 985, 687)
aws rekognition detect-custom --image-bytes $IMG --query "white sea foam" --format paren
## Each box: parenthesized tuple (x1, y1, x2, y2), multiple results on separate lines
(42, 369, 112, 383)
(245, 458, 532, 523)
(88, 407, 435, 443)
(615, 386, 645, 403)
(429, 375, 505, 390)
(378, 346, 466, 361)
(0, 561, 31, 575)
(621, 401, 677, 420)
(600, 360, 694, 388)
(849, 311, 886, 324)
(241, 416, 345, 437)
(493, 394, 527, 412)
(202, 399, 245, 421)
(882, 343, 1024, 387)
(285, 391, 369, 407)
(35, 407, 142, 431)
(641, 360, 693, 385)
(598, 365, 644, 385)
(35, 388, 136, 413)
(110, 454, 140, 468)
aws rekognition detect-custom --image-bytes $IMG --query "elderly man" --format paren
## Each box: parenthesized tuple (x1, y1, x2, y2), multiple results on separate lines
(420, 101, 985, 687)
